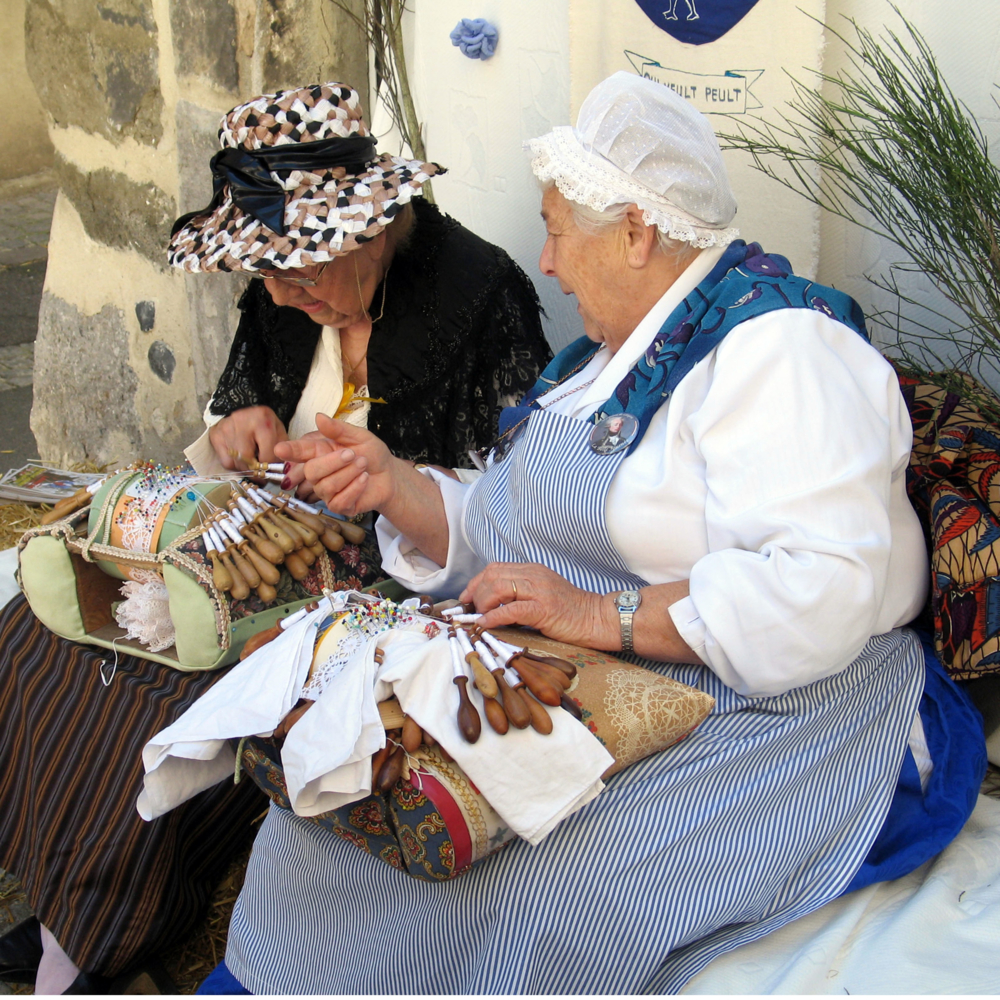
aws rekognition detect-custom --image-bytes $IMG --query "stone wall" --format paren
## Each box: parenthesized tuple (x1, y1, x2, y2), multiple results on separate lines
(0, 0, 54, 183)
(26, 0, 367, 466)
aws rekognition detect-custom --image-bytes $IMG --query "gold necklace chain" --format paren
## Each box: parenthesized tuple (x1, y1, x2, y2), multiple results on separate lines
(353, 254, 390, 324)
(342, 258, 391, 389)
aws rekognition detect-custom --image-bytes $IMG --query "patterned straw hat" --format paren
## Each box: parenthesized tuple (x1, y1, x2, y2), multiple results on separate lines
(168, 82, 444, 273)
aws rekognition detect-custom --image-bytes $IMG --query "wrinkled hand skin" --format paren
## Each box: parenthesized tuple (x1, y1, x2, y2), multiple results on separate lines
(460, 562, 614, 649)
(209, 405, 289, 470)
(275, 413, 399, 516)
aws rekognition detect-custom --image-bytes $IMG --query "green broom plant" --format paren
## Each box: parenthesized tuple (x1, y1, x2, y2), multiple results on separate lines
(720, 8, 1000, 419)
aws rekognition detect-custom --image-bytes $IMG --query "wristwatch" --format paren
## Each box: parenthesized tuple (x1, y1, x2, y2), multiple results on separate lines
(613, 590, 642, 654)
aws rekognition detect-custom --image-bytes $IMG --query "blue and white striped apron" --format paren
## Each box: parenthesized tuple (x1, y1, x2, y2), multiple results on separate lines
(225, 408, 925, 995)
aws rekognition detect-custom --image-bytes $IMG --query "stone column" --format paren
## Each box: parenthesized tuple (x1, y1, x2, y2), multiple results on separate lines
(26, 0, 367, 466)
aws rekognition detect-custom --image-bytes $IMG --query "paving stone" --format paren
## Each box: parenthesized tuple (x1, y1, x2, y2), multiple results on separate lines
(0, 261, 46, 347)
(0, 186, 56, 266)
(0, 343, 34, 390)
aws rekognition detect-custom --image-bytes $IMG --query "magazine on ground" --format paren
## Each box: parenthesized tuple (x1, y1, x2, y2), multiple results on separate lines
(0, 464, 105, 504)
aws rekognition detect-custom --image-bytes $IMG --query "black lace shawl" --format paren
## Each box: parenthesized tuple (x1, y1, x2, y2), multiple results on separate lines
(208, 199, 551, 468)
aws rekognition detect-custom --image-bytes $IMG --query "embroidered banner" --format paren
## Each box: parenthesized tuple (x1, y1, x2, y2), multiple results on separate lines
(625, 51, 763, 114)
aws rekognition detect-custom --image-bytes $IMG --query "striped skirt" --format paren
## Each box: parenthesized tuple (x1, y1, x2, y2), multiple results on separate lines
(0, 595, 266, 977)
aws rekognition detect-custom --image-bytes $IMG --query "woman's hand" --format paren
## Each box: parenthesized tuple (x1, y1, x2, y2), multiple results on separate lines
(462, 564, 704, 663)
(280, 430, 327, 503)
(460, 563, 613, 648)
(209, 406, 288, 470)
(276, 414, 452, 564)
(274, 413, 399, 516)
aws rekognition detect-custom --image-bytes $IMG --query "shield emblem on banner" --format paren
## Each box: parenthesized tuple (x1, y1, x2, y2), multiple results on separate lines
(632, 0, 762, 46)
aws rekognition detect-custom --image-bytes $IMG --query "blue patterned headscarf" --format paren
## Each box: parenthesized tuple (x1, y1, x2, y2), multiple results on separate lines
(496, 241, 868, 456)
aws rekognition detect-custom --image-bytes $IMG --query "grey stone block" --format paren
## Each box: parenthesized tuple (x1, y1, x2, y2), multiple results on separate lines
(55, 155, 175, 268)
(172, 100, 245, 408)
(183, 270, 245, 411)
(260, 0, 368, 96)
(26, 0, 163, 146)
(31, 292, 143, 465)
(171, 0, 239, 93)
(176, 100, 226, 218)
(0, 261, 46, 346)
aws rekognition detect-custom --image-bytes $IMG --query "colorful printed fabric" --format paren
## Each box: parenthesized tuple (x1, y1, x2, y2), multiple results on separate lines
(175, 527, 384, 620)
(498, 241, 868, 454)
(896, 367, 1000, 680)
(235, 736, 513, 881)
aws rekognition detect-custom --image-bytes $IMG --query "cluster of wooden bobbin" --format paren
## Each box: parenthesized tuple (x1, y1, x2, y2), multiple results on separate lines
(200, 483, 366, 604)
(370, 604, 581, 793)
(424, 597, 580, 741)
(241, 592, 585, 795)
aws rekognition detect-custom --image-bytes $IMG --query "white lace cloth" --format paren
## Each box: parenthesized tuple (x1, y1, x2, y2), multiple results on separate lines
(138, 607, 611, 844)
(114, 570, 176, 652)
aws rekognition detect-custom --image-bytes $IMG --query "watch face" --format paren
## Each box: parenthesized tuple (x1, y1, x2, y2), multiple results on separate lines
(615, 590, 641, 611)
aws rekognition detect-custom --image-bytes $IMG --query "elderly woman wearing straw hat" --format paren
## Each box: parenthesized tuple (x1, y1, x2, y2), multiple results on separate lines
(202, 73, 984, 994)
(0, 83, 548, 993)
(172, 82, 549, 500)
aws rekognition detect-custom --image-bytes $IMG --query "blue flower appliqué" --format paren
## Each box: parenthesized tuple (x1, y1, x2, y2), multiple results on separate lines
(450, 18, 499, 59)
(810, 295, 836, 319)
(742, 247, 789, 278)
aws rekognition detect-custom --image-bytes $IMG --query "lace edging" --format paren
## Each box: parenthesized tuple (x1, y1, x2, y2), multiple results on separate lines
(527, 131, 740, 250)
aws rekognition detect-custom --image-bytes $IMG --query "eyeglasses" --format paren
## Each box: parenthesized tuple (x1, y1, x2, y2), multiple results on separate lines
(258, 259, 333, 287)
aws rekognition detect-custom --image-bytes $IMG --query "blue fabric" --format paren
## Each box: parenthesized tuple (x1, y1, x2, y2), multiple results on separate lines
(496, 241, 868, 455)
(843, 633, 986, 894)
(197, 960, 251, 995)
(633, 0, 764, 46)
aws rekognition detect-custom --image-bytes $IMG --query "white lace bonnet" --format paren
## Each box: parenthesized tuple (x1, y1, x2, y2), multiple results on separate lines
(526, 72, 739, 248)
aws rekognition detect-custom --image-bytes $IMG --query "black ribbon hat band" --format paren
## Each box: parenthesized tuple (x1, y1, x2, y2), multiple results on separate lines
(170, 134, 379, 238)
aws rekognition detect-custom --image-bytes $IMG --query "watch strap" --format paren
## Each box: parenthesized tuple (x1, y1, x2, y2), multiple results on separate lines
(620, 607, 636, 654)
(614, 590, 641, 654)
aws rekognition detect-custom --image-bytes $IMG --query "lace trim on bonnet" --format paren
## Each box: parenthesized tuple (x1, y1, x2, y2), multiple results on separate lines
(527, 127, 739, 250)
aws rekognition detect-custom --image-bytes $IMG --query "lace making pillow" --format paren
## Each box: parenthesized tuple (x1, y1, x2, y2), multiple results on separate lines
(491, 629, 715, 778)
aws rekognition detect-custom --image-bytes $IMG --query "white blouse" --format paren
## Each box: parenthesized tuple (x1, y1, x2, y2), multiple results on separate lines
(380, 247, 930, 698)
(183, 325, 370, 476)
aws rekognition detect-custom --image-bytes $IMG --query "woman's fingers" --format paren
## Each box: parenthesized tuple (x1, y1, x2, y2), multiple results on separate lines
(273, 415, 396, 515)
(283, 462, 308, 488)
(299, 450, 371, 513)
(252, 415, 288, 464)
(275, 436, 337, 463)
(321, 471, 371, 517)
(460, 563, 604, 646)
(461, 562, 540, 608)
(209, 406, 288, 468)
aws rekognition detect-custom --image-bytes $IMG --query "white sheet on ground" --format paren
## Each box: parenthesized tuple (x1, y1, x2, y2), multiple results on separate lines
(682, 792, 1000, 995)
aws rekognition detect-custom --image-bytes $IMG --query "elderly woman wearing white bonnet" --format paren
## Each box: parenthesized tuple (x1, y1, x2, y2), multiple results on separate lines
(206, 72, 985, 995)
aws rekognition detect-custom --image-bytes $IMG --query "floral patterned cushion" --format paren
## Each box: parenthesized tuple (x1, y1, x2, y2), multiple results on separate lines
(895, 366, 1000, 680)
